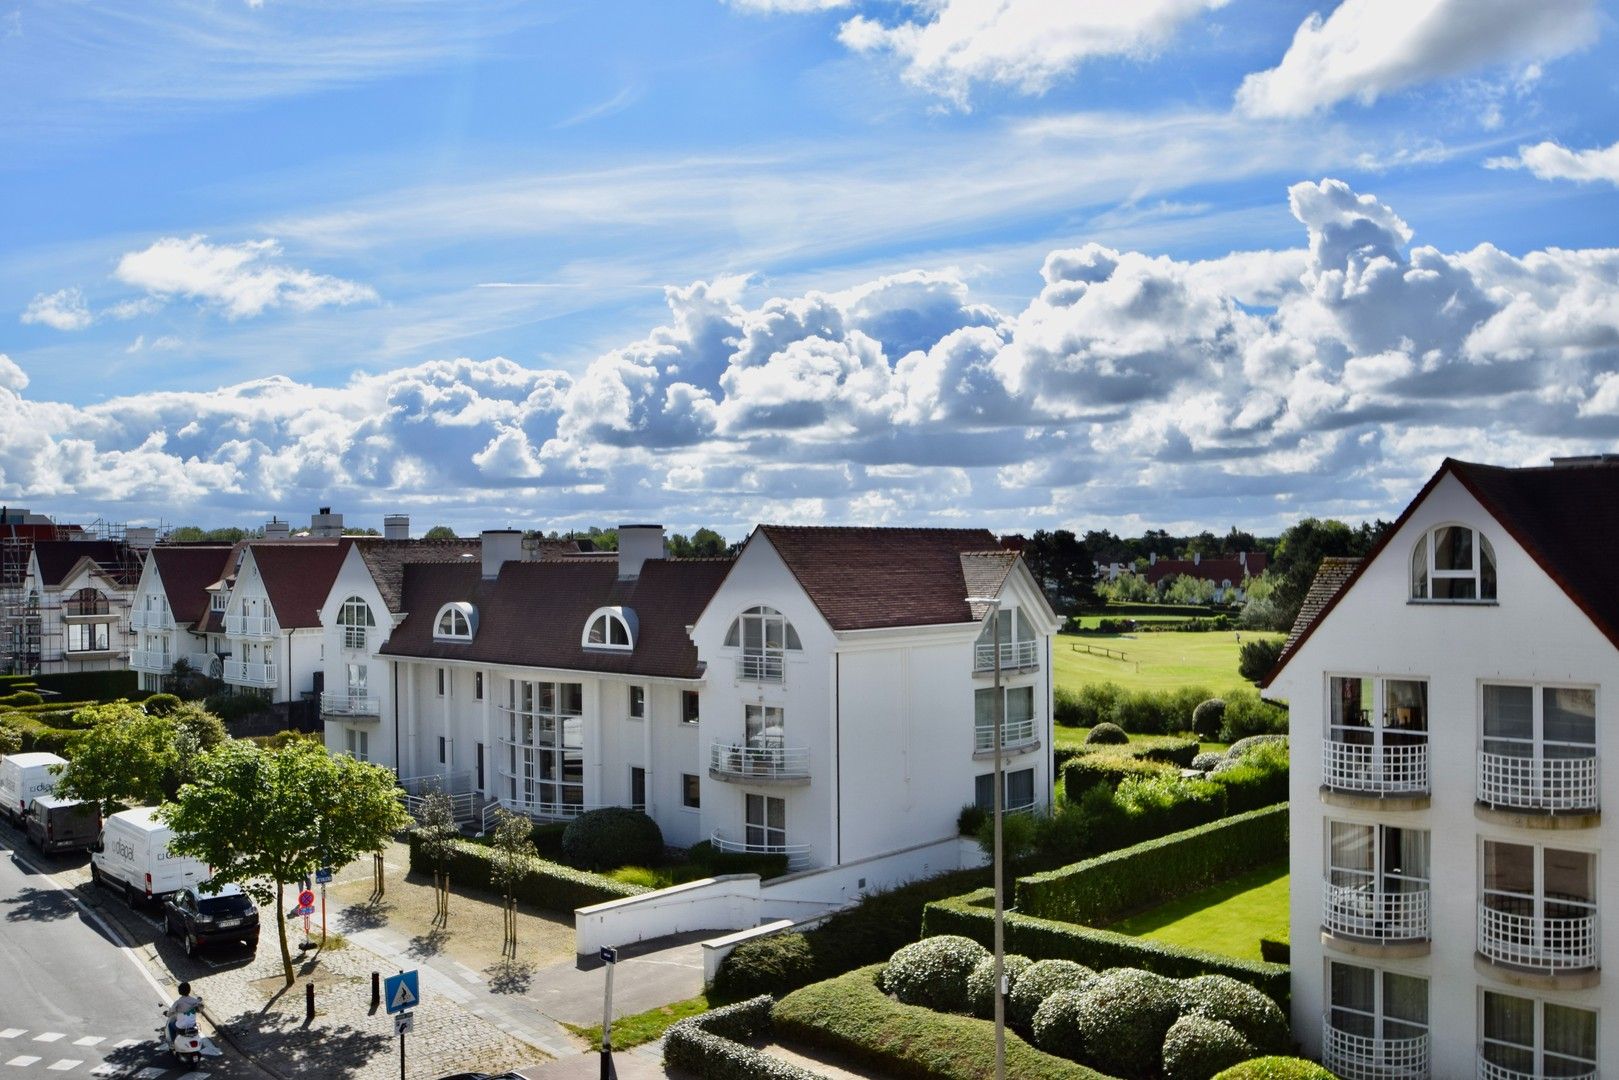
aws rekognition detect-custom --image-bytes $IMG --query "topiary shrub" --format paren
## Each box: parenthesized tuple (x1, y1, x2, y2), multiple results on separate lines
(1192, 698, 1226, 740)
(958, 803, 988, 837)
(1070, 968, 1181, 1077)
(1192, 751, 1224, 772)
(1083, 722, 1129, 746)
(0, 691, 43, 707)
(1007, 958, 1096, 1031)
(141, 693, 182, 716)
(711, 932, 817, 1002)
(965, 953, 1032, 1019)
(1030, 986, 1090, 1063)
(1162, 1014, 1255, 1080)
(879, 935, 988, 1013)
(1177, 975, 1290, 1054)
(560, 807, 664, 871)
(1225, 734, 1289, 759)
(1212, 1058, 1337, 1080)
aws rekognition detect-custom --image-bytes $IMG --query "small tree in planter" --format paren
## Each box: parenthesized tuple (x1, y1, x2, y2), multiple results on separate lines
(489, 807, 537, 958)
(414, 791, 459, 928)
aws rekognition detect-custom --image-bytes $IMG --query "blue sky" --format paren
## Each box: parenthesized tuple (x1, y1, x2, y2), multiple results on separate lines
(3, 0, 1618, 539)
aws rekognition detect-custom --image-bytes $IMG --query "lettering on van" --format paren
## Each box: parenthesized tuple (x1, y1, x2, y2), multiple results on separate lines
(113, 839, 137, 862)
(26, 780, 53, 795)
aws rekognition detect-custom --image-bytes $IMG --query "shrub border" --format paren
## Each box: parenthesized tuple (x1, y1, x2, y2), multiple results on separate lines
(404, 832, 645, 913)
(663, 995, 825, 1080)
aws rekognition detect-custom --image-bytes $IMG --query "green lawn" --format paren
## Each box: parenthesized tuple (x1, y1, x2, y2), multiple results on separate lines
(1053, 629, 1282, 696)
(1106, 861, 1289, 962)
(562, 994, 710, 1051)
(1053, 726, 1228, 758)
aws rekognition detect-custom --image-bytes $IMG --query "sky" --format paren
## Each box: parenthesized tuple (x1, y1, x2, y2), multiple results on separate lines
(3, 0, 1618, 541)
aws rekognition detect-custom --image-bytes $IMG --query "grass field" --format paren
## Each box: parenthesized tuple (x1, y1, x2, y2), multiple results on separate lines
(1106, 861, 1289, 962)
(1053, 629, 1282, 696)
(563, 994, 710, 1051)
(1053, 726, 1228, 757)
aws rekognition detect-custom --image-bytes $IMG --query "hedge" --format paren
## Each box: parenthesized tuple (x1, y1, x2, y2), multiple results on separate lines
(1062, 754, 1177, 796)
(773, 965, 1114, 1080)
(1, 714, 75, 755)
(689, 839, 791, 880)
(1016, 806, 1289, 925)
(405, 832, 645, 912)
(27, 671, 138, 702)
(663, 996, 824, 1080)
(1212, 1058, 1336, 1080)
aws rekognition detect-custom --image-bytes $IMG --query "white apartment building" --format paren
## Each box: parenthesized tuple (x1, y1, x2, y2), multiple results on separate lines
(127, 545, 235, 692)
(217, 542, 345, 703)
(1268, 456, 1619, 1080)
(16, 540, 144, 674)
(367, 524, 1058, 871)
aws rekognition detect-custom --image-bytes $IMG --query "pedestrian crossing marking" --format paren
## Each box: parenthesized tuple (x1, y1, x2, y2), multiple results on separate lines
(115, 1040, 143, 1049)
(134, 1069, 167, 1079)
(5, 1057, 41, 1067)
(32, 1034, 64, 1043)
(0, 1032, 20, 1040)
(46, 1061, 82, 1072)
(73, 1036, 104, 1047)
(176, 1073, 212, 1080)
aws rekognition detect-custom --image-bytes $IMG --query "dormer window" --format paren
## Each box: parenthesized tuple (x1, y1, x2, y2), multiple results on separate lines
(211, 589, 227, 612)
(434, 602, 476, 641)
(583, 607, 636, 651)
(1411, 525, 1496, 601)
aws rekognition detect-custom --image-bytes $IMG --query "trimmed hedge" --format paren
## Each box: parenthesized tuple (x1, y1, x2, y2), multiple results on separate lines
(1009, 959, 1096, 1031)
(773, 965, 1113, 1080)
(560, 807, 663, 870)
(1162, 1015, 1254, 1080)
(1016, 805, 1289, 926)
(1084, 722, 1128, 745)
(966, 953, 1033, 1019)
(663, 996, 823, 1080)
(1063, 754, 1176, 796)
(1054, 968, 1180, 1077)
(1212, 1059, 1336, 1080)
(28, 670, 138, 702)
(689, 839, 791, 880)
(405, 832, 644, 912)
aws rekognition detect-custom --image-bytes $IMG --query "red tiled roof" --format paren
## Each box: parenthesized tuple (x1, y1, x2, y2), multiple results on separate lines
(247, 541, 346, 628)
(379, 557, 733, 679)
(150, 546, 234, 628)
(756, 525, 1005, 631)
(31, 540, 135, 588)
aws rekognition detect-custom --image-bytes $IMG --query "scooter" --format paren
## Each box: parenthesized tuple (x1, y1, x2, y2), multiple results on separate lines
(156, 1006, 220, 1065)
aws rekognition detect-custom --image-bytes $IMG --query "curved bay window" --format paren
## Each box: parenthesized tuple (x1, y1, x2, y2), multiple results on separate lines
(67, 587, 109, 617)
(502, 680, 585, 816)
(726, 606, 801, 682)
(1411, 524, 1496, 601)
(1325, 675, 1429, 795)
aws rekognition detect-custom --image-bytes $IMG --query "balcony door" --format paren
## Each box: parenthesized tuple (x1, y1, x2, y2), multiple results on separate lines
(1481, 685, 1597, 809)
(1482, 992, 1598, 1079)
(1325, 822, 1429, 938)
(1330, 676, 1428, 748)
(745, 794, 786, 852)
(1327, 962, 1428, 1076)
(1481, 841, 1596, 968)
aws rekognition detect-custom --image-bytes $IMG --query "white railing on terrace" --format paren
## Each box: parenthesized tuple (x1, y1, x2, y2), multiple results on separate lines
(128, 649, 170, 673)
(710, 742, 811, 781)
(129, 610, 171, 630)
(1323, 880, 1429, 943)
(1478, 1056, 1597, 1080)
(1478, 752, 1599, 813)
(223, 659, 275, 687)
(1323, 1019, 1430, 1080)
(491, 796, 610, 825)
(1477, 903, 1598, 971)
(321, 691, 380, 717)
(974, 639, 1040, 673)
(1322, 739, 1429, 795)
(710, 829, 812, 871)
(225, 613, 275, 637)
(974, 716, 1038, 753)
(736, 651, 785, 683)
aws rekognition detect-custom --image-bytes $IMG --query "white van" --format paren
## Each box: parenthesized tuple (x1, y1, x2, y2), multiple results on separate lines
(90, 806, 208, 906)
(0, 751, 67, 825)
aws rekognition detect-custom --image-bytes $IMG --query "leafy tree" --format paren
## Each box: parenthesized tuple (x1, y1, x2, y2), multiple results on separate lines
(423, 525, 458, 540)
(1237, 571, 1288, 631)
(162, 738, 409, 985)
(668, 528, 728, 558)
(1268, 517, 1390, 630)
(488, 808, 536, 957)
(341, 527, 381, 536)
(1183, 531, 1221, 558)
(1164, 574, 1217, 605)
(55, 703, 180, 813)
(168, 525, 253, 543)
(1221, 527, 1261, 556)
(413, 791, 460, 929)
(1097, 574, 1154, 603)
(0, 721, 19, 757)
(1238, 638, 1285, 683)
(1021, 529, 1096, 613)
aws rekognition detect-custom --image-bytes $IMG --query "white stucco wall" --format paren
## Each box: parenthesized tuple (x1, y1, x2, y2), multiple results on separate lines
(317, 546, 397, 769)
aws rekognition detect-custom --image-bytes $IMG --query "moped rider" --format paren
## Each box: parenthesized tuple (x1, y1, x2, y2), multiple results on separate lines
(164, 982, 202, 1043)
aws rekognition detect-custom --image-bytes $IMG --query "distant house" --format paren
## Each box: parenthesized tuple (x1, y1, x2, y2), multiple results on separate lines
(1144, 550, 1268, 602)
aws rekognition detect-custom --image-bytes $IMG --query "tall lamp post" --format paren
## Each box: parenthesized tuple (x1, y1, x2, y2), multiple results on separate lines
(966, 595, 1006, 1080)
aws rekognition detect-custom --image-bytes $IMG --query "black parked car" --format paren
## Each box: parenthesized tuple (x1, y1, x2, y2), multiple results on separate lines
(163, 883, 260, 956)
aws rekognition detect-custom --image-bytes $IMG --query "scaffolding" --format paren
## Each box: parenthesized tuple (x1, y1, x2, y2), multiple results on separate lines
(0, 513, 142, 675)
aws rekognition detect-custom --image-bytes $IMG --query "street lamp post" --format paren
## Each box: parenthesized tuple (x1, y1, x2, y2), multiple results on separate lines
(967, 596, 1007, 1080)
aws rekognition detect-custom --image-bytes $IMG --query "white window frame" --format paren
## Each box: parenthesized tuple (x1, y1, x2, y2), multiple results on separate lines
(582, 606, 636, 651)
(66, 621, 110, 653)
(345, 727, 370, 762)
(504, 680, 586, 812)
(337, 595, 375, 651)
(1480, 990, 1598, 1080)
(1327, 961, 1429, 1046)
(433, 602, 475, 641)
(628, 685, 645, 720)
(1326, 674, 1430, 747)
(1480, 839, 1597, 928)
(1480, 682, 1598, 763)
(1410, 523, 1497, 602)
(725, 605, 802, 680)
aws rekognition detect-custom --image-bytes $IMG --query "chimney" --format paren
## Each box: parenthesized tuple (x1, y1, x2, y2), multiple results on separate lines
(1149, 552, 1157, 566)
(481, 529, 522, 580)
(1238, 551, 1247, 569)
(1193, 551, 1200, 566)
(310, 507, 344, 538)
(263, 517, 291, 541)
(617, 524, 666, 580)
(384, 514, 410, 541)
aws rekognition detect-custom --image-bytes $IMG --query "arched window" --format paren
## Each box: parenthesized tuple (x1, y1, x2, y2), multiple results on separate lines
(1411, 525, 1497, 601)
(67, 587, 109, 617)
(581, 607, 636, 650)
(434, 602, 476, 641)
(725, 606, 801, 681)
(337, 596, 375, 650)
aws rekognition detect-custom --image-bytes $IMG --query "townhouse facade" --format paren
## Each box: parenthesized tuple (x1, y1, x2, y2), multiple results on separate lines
(128, 545, 235, 692)
(1268, 457, 1619, 1080)
(217, 542, 345, 703)
(14, 539, 146, 674)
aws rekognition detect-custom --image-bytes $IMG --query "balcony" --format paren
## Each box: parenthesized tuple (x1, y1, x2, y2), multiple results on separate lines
(321, 691, 380, 718)
(974, 716, 1039, 754)
(1478, 752, 1598, 814)
(1477, 902, 1598, 973)
(1322, 1020, 1429, 1080)
(128, 649, 171, 673)
(1323, 880, 1430, 945)
(225, 613, 275, 638)
(1322, 740, 1429, 797)
(710, 829, 812, 871)
(1478, 1057, 1596, 1080)
(129, 610, 171, 630)
(974, 639, 1039, 674)
(735, 651, 785, 683)
(709, 742, 810, 784)
(223, 659, 276, 687)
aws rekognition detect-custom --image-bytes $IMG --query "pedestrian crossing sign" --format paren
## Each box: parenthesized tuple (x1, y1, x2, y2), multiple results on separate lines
(384, 970, 420, 1014)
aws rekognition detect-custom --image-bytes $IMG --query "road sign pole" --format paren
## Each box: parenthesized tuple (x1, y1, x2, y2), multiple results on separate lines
(399, 1026, 405, 1080)
(600, 946, 618, 1080)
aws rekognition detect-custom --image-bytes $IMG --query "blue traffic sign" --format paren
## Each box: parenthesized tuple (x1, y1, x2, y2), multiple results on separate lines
(315, 867, 333, 885)
(384, 970, 420, 1015)
(599, 946, 618, 964)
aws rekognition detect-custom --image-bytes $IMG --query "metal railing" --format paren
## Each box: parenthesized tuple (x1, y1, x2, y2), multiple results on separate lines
(224, 613, 275, 637)
(1478, 1055, 1596, 1080)
(1322, 739, 1429, 795)
(710, 829, 812, 871)
(1477, 903, 1598, 971)
(129, 610, 171, 630)
(709, 742, 810, 781)
(1323, 880, 1429, 943)
(1322, 1019, 1430, 1080)
(1477, 751, 1599, 812)
(736, 651, 785, 683)
(128, 649, 171, 673)
(486, 797, 610, 828)
(974, 639, 1040, 673)
(222, 659, 275, 687)
(321, 691, 380, 717)
(974, 716, 1038, 753)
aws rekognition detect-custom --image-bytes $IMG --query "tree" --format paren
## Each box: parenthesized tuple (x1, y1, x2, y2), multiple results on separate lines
(1268, 517, 1389, 631)
(423, 525, 458, 540)
(54, 703, 181, 814)
(1021, 529, 1096, 613)
(0, 721, 19, 757)
(162, 738, 409, 985)
(1237, 571, 1288, 631)
(413, 791, 460, 929)
(668, 528, 728, 558)
(1238, 638, 1285, 683)
(1164, 574, 1217, 606)
(488, 808, 536, 958)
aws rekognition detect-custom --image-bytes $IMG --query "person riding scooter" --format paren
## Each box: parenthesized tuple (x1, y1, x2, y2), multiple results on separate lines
(164, 982, 202, 1043)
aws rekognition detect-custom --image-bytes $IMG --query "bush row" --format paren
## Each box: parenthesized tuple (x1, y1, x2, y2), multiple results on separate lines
(404, 832, 646, 913)
(662, 996, 823, 1080)
(1015, 805, 1289, 925)
(1213, 1059, 1335, 1079)
(1053, 683, 1286, 742)
(1062, 740, 1288, 815)
(26, 670, 138, 702)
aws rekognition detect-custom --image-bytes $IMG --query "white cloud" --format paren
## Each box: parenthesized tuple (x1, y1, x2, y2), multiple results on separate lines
(113, 235, 378, 319)
(0, 353, 29, 393)
(20, 287, 91, 331)
(724, 0, 850, 11)
(1237, 0, 1597, 118)
(1486, 139, 1619, 186)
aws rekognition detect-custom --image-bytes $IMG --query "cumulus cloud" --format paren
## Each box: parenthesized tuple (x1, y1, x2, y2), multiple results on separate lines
(113, 235, 378, 319)
(1486, 139, 1619, 186)
(1237, 0, 1597, 118)
(21, 287, 92, 331)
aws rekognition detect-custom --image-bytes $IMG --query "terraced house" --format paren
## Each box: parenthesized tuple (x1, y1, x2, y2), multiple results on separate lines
(1268, 456, 1619, 1080)
(127, 544, 234, 692)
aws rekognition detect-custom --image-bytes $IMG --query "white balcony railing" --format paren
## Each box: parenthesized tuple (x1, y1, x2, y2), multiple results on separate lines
(974, 639, 1040, 673)
(223, 659, 276, 687)
(128, 649, 171, 673)
(974, 716, 1039, 753)
(129, 610, 171, 630)
(709, 742, 811, 781)
(225, 613, 275, 637)
(1478, 1056, 1597, 1080)
(1323, 1019, 1430, 1080)
(736, 651, 785, 682)
(1477, 903, 1598, 972)
(321, 691, 380, 717)
(1478, 752, 1599, 813)
(1323, 880, 1430, 943)
(1322, 739, 1429, 795)
(710, 829, 812, 871)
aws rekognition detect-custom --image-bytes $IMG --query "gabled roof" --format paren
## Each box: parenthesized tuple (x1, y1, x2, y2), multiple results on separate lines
(1276, 556, 1360, 667)
(246, 541, 346, 629)
(149, 546, 234, 627)
(1144, 553, 1268, 586)
(380, 557, 733, 679)
(755, 525, 1007, 631)
(961, 551, 1020, 620)
(351, 538, 485, 614)
(31, 540, 136, 589)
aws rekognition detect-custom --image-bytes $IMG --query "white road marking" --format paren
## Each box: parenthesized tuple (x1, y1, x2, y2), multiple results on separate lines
(32, 1034, 65, 1042)
(114, 1040, 143, 1049)
(90, 1067, 123, 1078)
(46, 1060, 83, 1071)
(177, 1073, 212, 1080)
(0, 1032, 19, 1040)
(4, 1057, 41, 1067)
(73, 1036, 105, 1047)
(133, 1069, 167, 1079)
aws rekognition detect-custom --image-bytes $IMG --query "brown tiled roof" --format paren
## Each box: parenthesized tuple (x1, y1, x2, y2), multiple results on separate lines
(379, 557, 733, 678)
(247, 541, 346, 628)
(961, 551, 1019, 620)
(1144, 553, 1268, 586)
(32, 540, 135, 588)
(352, 538, 484, 614)
(1275, 556, 1360, 667)
(757, 525, 1005, 631)
(150, 546, 234, 628)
